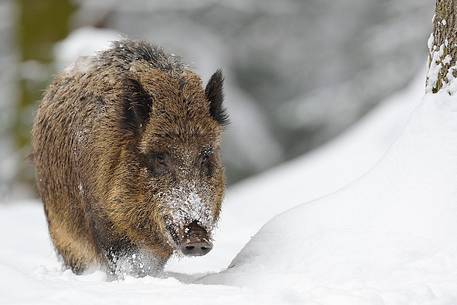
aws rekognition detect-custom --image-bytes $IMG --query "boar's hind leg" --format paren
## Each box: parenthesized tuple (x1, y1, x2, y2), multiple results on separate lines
(50, 224, 99, 274)
(45, 205, 99, 274)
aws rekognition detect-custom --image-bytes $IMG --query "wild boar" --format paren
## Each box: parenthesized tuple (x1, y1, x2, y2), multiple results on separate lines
(32, 40, 228, 277)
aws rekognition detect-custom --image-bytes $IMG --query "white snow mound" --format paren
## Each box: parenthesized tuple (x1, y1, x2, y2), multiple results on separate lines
(203, 91, 457, 304)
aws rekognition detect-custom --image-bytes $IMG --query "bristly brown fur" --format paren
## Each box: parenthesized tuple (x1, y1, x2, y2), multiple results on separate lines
(32, 40, 228, 276)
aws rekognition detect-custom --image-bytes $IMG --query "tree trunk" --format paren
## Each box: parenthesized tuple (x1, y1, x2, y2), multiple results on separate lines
(427, 0, 457, 93)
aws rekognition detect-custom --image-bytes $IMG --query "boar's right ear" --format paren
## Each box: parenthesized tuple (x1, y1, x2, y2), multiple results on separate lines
(120, 77, 153, 134)
(205, 69, 229, 126)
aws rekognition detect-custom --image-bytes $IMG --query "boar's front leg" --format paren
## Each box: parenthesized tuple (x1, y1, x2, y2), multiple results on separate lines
(103, 243, 166, 278)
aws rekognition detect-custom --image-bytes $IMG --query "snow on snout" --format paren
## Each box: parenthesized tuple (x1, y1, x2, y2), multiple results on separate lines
(162, 183, 215, 236)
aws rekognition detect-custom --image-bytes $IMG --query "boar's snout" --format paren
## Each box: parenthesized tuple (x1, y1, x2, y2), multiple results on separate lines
(180, 221, 213, 256)
(181, 241, 212, 256)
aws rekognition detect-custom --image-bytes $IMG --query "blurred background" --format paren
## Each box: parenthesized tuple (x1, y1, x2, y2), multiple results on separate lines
(0, 0, 432, 202)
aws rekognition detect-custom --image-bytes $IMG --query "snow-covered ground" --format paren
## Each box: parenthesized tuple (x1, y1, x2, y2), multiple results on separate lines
(205, 88, 457, 304)
(2, 66, 442, 305)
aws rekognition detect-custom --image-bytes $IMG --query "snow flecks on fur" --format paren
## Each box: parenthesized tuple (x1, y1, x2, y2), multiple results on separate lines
(63, 56, 97, 75)
(161, 183, 215, 243)
(102, 40, 187, 75)
(111, 249, 163, 278)
(78, 183, 84, 196)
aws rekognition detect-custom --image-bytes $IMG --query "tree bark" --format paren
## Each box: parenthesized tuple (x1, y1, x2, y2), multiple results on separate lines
(427, 0, 457, 93)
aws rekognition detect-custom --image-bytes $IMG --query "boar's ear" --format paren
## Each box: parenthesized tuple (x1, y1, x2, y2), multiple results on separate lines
(205, 69, 229, 126)
(120, 77, 153, 134)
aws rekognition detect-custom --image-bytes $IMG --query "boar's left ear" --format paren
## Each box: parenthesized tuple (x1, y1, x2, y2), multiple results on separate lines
(120, 77, 153, 134)
(205, 69, 229, 126)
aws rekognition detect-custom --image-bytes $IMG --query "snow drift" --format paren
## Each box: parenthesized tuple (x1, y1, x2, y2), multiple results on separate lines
(203, 89, 457, 304)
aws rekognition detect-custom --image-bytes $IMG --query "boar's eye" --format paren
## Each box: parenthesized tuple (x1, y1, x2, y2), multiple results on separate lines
(201, 152, 210, 164)
(147, 152, 170, 176)
(200, 148, 214, 176)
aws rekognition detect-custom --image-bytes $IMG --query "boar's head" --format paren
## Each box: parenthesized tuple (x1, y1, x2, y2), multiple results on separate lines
(107, 66, 227, 259)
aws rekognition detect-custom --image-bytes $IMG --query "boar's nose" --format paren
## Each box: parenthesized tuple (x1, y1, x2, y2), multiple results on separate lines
(180, 221, 213, 256)
(180, 240, 213, 256)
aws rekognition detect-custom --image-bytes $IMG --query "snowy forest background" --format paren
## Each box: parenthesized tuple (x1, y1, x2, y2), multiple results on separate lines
(6, 1, 457, 304)
(0, 0, 433, 201)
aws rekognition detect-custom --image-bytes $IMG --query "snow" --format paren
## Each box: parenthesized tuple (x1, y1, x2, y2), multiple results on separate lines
(1, 68, 433, 304)
(54, 27, 122, 70)
(427, 32, 457, 98)
(162, 185, 215, 238)
(426, 42, 444, 93)
(204, 89, 457, 304)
